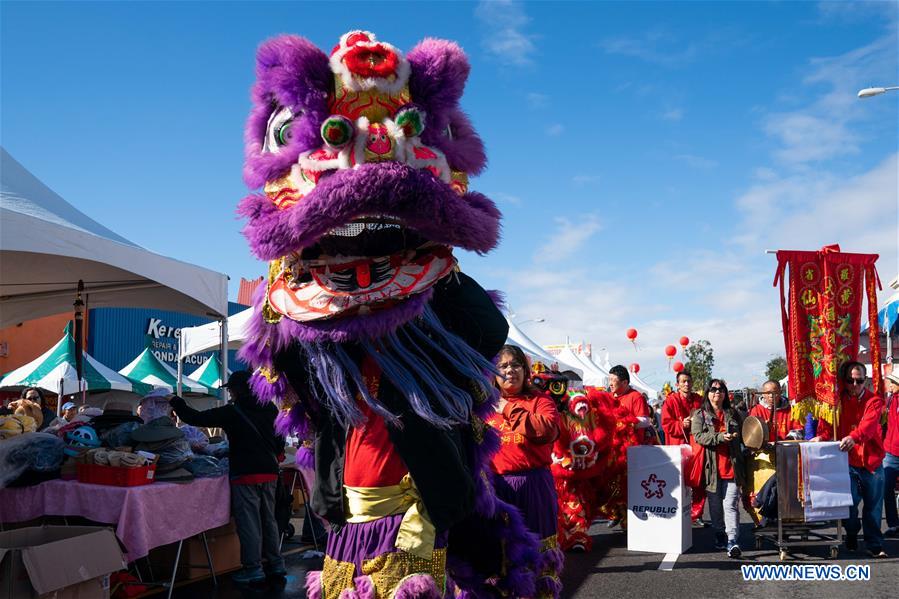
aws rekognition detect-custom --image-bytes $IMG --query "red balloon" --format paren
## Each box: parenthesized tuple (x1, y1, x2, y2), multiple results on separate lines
(672, 361, 685, 373)
(630, 363, 640, 374)
(664, 345, 677, 358)
(679, 336, 690, 347)
(626, 328, 638, 340)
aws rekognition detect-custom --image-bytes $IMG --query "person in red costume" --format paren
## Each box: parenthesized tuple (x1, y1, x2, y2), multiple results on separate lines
(749, 380, 802, 441)
(486, 344, 563, 597)
(608, 365, 656, 445)
(551, 389, 640, 552)
(883, 372, 899, 537)
(661, 370, 707, 525)
(812, 361, 887, 558)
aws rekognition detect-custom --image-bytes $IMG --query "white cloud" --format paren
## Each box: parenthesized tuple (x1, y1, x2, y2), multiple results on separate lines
(662, 107, 684, 122)
(761, 31, 896, 167)
(533, 215, 601, 264)
(475, 1, 537, 66)
(526, 92, 548, 109)
(571, 174, 601, 186)
(600, 28, 698, 67)
(545, 123, 564, 136)
(491, 192, 523, 205)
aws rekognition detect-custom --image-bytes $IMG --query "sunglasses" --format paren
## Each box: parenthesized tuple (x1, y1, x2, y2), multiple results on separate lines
(709, 387, 725, 393)
(845, 378, 865, 385)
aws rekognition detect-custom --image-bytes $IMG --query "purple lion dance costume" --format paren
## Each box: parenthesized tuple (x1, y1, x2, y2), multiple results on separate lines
(237, 31, 556, 598)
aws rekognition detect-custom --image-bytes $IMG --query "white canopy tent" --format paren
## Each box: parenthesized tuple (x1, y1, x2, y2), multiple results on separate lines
(0, 148, 229, 327)
(594, 352, 657, 398)
(179, 307, 253, 359)
(505, 317, 583, 379)
(555, 347, 608, 387)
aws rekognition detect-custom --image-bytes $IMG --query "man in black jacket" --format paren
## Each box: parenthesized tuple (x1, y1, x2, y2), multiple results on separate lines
(170, 370, 286, 587)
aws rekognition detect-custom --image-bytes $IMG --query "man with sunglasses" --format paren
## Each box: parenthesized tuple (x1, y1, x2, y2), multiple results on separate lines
(812, 361, 887, 558)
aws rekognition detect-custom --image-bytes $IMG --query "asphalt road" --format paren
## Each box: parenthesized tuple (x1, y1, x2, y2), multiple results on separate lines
(174, 516, 898, 598)
(561, 519, 898, 599)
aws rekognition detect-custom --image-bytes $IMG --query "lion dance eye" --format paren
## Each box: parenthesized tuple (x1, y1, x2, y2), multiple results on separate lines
(263, 106, 299, 154)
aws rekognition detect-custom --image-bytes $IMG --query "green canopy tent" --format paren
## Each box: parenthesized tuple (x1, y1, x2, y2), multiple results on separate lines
(119, 345, 213, 395)
(0, 323, 152, 401)
(187, 356, 231, 394)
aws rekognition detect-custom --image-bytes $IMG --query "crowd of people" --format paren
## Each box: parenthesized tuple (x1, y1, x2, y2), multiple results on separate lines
(3, 352, 896, 592)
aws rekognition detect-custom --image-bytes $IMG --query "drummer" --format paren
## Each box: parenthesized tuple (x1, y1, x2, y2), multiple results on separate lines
(749, 380, 801, 442)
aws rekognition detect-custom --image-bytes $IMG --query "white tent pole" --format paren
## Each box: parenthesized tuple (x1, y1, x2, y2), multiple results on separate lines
(221, 317, 229, 403)
(176, 357, 183, 396)
(57, 378, 63, 417)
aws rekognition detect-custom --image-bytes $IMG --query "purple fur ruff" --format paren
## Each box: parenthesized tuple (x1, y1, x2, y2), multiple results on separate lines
(243, 36, 332, 189)
(338, 576, 376, 599)
(275, 403, 311, 438)
(294, 445, 315, 470)
(485, 290, 506, 313)
(447, 496, 541, 599)
(239, 163, 500, 262)
(392, 574, 442, 599)
(304, 570, 322, 599)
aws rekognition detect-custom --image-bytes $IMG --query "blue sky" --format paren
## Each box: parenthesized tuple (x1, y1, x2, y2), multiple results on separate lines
(3, 1, 897, 388)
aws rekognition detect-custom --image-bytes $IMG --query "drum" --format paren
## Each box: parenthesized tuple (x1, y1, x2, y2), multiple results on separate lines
(742, 415, 769, 450)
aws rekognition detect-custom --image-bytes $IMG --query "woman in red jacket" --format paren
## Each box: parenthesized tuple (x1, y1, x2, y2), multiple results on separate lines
(486, 344, 562, 597)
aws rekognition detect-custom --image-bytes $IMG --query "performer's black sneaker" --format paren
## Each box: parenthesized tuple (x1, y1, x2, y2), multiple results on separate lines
(845, 535, 858, 552)
(727, 541, 742, 558)
(866, 548, 888, 558)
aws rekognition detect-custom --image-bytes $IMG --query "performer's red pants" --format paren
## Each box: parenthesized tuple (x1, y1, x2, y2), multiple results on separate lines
(556, 477, 622, 552)
(690, 486, 706, 521)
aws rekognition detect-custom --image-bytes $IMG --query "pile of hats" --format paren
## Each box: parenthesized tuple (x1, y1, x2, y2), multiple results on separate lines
(132, 415, 194, 482)
(84, 448, 152, 468)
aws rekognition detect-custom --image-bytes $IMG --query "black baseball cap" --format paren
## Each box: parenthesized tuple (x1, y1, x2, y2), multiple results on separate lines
(222, 370, 252, 391)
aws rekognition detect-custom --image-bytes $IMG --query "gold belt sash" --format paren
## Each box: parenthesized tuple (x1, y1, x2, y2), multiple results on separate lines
(344, 474, 436, 559)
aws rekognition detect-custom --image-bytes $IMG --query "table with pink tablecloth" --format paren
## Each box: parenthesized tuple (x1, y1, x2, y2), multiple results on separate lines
(0, 477, 230, 561)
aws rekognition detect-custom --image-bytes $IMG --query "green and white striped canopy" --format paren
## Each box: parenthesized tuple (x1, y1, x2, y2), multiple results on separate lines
(188, 357, 230, 391)
(119, 347, 213, 395)
(0, 325, 152, 396)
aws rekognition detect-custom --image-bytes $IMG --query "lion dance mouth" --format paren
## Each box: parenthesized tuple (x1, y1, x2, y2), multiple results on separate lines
(239, 30, 499, 330)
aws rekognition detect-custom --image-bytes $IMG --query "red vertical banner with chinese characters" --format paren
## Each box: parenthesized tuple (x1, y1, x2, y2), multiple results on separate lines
(774, 245, 882, 422)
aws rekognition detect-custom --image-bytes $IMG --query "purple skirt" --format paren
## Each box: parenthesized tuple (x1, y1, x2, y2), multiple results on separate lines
(326, 514, 448, 575)
(494, 467, 558, 540)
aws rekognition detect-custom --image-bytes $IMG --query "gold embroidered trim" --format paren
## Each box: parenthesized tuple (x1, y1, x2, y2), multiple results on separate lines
(262, 258, 284, 324)
(362, 548, 447, 597)
(321, 555, 356, 599)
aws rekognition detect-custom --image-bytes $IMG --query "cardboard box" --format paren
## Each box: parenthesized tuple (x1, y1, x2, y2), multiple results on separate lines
(0, 526, 126, 599)
(146, 521, 241, 584)
(183, 521, 241, 580)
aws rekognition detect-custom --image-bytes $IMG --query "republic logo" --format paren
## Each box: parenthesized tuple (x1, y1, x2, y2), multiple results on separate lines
(641, 473, 667, 499)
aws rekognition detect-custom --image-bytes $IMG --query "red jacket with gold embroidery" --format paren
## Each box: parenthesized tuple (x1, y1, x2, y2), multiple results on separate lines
(485, 391, 559, 474)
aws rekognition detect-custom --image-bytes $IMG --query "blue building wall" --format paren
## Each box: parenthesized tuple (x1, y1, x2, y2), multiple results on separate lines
(87, 302, 248, 373)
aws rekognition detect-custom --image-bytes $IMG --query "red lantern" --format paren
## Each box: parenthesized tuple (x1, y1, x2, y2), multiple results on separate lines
(626, 328, 638, 351)
(672, 361, 685, 373)
(664, 345, 677, 358)
(679, 336, 690, 350)
(630, 363, 640, 374)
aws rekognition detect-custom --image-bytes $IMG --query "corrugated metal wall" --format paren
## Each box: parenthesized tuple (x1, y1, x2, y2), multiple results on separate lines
(87, 301, 248, 372)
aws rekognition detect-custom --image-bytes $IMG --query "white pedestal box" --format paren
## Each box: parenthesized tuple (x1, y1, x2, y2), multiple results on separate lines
(626, 444, 692, 555)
